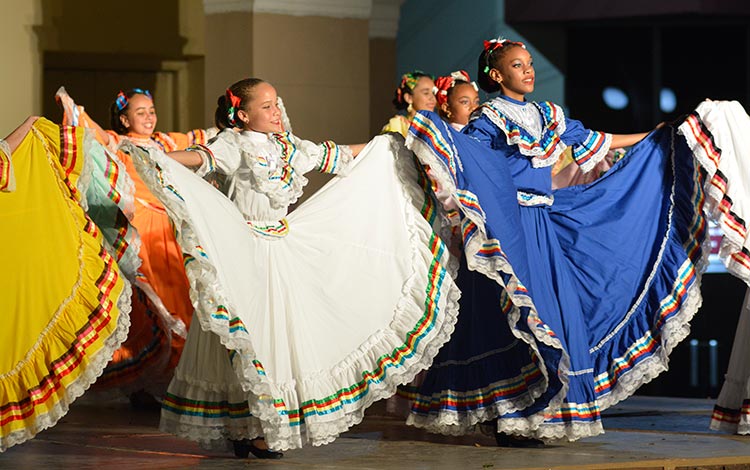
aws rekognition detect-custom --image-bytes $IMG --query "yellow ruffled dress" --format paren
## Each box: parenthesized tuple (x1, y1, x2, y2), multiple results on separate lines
(0, 118, 130, 451)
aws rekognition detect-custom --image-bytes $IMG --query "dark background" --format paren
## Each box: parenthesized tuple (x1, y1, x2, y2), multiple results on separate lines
(507, 0, 750, 398)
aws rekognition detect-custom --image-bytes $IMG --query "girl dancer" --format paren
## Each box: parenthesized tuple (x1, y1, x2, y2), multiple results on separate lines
(382, 71, 437, 136)
(404, 37, 750, 445)
(132, 78, 460, 457)
(57, 88, 214, 401)
(434, 70, 480, 131)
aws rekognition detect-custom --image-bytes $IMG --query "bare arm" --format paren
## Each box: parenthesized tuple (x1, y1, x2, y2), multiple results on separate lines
(610, 132, 649, 149)
(4, 116, 39, 153)
(347, 143, 367, 157)
(609, 122, 664, 149)
(167, 149, 205, 167)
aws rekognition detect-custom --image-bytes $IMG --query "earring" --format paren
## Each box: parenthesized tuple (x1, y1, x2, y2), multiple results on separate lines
(407, 103, 414, 114)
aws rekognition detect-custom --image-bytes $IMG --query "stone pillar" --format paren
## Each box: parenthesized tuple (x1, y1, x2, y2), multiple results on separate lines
(0, 0, 43, 134)
(33, 0, 206, 130)
(369, 0, 402, 136)
(203, 0, 371, 143)
(203, 0, 254, 127)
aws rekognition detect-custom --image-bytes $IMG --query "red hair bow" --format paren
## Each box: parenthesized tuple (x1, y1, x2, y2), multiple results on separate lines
(433, 70, 472, 106)
(226, 89, 241, 109)
(483, 39, 507, 53)
(225, 89, 242, 127)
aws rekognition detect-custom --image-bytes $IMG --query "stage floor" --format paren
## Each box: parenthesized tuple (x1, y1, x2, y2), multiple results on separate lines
(2, 395, 750, 469)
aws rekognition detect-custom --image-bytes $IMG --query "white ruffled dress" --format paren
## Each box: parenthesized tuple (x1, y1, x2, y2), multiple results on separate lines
(126, 129, 459, 451)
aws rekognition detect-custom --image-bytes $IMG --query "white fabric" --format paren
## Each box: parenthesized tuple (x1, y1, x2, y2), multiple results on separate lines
(207, 129, 353, 221)
(680, 100, 750, 435)
(712, 288, 750, 434)
(128, 134, 459, 450)
(488, 97, 543, 139)
(0, 139, 14, 192)
(678, 100, 750, 283)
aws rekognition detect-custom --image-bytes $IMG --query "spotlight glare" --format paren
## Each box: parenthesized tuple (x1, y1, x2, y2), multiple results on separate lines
(602, 87, 628, 110)
(660, 88, 677, 113)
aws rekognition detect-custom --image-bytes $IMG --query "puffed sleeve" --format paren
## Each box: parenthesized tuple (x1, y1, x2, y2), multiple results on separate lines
(277, 132, 354, 176)
(381, 115, 410, 137)
(180, 143, 216, 178)
(0, 139, 14, 192)
(206, 129, 242, 176)
(560, 117, 612, 173)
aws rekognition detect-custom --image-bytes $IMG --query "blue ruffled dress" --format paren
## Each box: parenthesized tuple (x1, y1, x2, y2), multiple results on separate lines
(405, 95, 710, 440)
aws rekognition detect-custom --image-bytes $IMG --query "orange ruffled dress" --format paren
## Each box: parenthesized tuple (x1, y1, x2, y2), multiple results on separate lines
(0, 119, 130, 451)
(58, 89, 213, 394)
(92, 131, 193, 393)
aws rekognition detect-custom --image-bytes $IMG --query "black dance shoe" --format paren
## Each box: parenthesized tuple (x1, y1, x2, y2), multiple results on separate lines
(232, 438, 284, 459)
(494, 432, 545, 448)
(128, 390, 162, 411)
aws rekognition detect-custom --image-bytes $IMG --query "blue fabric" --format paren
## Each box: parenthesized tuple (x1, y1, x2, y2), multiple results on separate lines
(559, 117, 590, 146)
(407, 109, 706, 439)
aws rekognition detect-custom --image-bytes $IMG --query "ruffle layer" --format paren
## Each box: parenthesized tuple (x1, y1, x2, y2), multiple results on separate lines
(710, 285, 750, 435)
(81, 133, 141, 279)
(0, 121, 131, 452)
(678, 100, 750, 285)
(711, 396, 750, 435)
(128, 135, 460, 451)
(0, 246, 132, 452)
(404, 112, 724, 442)
(575, 131, 612, 174)
(406, 118, 575, 439)
(91, 144, 191, 392)
(481, 100, 568, 169)
(218, 129, 311, 211)
(314, 140, 354, 176)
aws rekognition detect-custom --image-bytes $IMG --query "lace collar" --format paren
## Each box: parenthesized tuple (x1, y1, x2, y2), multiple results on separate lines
(480, 97, 568, 168)
(492, 95, 542, 138)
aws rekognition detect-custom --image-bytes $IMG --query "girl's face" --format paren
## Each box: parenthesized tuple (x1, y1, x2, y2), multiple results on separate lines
(237, 82, 283, 133)
(120, 93, 157, 136)
(443, 82, 480, 126)
(406, 76, 437, 113)
(494, 46, 535, 101)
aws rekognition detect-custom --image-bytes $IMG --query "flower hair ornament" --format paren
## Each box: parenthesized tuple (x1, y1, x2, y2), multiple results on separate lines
(482, 37, 526, 73)
(115, 88, 152, 112)
(433, 70, 477, 106)
(225, 88, 242, 127)
(395, 70, 428, 105)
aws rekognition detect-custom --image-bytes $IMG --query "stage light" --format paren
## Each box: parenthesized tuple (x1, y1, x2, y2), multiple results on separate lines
(602, 86, 629, 110)
(660, 87, 677, 113)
